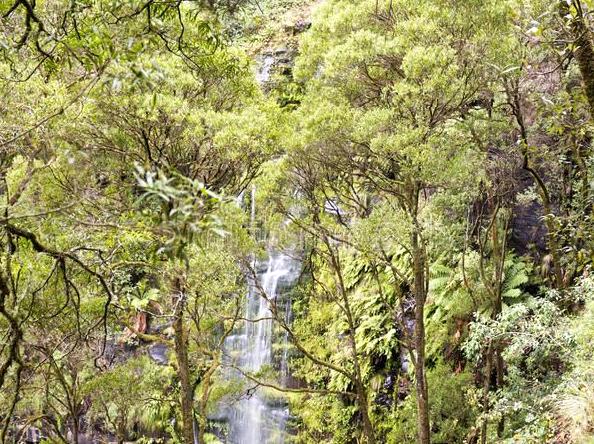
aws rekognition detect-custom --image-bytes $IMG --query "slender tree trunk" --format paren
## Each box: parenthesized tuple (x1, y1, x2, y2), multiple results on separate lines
(116, 419, 125, 444)
(493, 282, 506, 438)
(560, 2, 594, 267)
(0, 273, 23, 444)
(198, 380, 208, 444)
(326, 239, 376, 443)
(172, 276, 195, 444)
(198, 401, 207, 442)
(410, 185, 430, 444)
(489, 207, 508, 437)
(480, 344, 493, 444)
(493, 289, 505, 437)
(506, 81, 564, 288)
(355, 380, 375, 444)
(413, 243, 430, 444)
(71, 416, 79, 444)
(198, 357, 219, 444)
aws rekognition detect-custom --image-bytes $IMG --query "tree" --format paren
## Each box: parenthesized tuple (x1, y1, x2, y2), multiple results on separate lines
(290, 1, 513, 441)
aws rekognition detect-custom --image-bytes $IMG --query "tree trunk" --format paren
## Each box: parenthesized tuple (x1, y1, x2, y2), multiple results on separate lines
(411, 186, 430, 444)
(172, 276, 195, 444)
(480, 345, 493, 444)
(356, 381, 375, 444)
(506, 81, 564, 288)
(71, 416, 79, 444)
(326, 239, 375, 443)
(198, 358, 219, 444)
(413, 248, 430, 444)
(491, 208, 507, 437)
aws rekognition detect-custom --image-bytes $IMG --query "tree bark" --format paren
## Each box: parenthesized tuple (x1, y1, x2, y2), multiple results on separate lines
(198, 367, 213, 444)
(410, 185, 430, 444)
(172, 276, 195, 444)
(480, 344, 493, 444)
(326, 239, 376, 443)
(491, 217, 507, 437)
(355, 380, 375, 444)
(505, 81, 564, 288)
(71, 416, 79, 444)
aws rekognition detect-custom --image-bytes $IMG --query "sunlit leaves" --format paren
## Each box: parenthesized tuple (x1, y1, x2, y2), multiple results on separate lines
(135, 165, 227, 258)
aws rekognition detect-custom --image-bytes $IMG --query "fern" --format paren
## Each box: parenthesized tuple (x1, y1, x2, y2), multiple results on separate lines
(501, 256, 530, 303)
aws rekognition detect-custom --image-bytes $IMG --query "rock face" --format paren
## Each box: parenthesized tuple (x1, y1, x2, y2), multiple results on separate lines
(148, 343, 169, 365)
(255, 47, 297, 91)
(293, 19, 312, 34)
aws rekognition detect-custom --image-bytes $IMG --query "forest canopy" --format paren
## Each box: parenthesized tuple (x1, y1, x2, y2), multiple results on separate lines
(1, 0, 594, 443)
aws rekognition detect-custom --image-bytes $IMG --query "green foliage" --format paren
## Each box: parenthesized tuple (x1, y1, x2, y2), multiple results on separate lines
(289, 393, 358, 444)
(84, 357, 175, 439)
(425, 253, 531, 364)
(136, 165, 226, 258)
(384, 363, 477, 444)
(2, 0, 594, 443)
(463, 287, 580, 443)
(554, 278, 594, 443)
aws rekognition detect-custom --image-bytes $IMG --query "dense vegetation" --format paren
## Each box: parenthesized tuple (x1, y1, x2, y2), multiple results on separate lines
(1, 0, 594, 443)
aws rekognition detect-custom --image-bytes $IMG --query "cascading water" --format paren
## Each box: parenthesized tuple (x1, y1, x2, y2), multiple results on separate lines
(255, 54, 274, 84)
(224, 253, 299, 443)
(216, 53, 299, 442)
(219, 186, 299, 443)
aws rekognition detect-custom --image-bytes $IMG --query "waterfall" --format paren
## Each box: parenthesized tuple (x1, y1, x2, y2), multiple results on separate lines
(255, 54, 274, 84)
(223, 253, 299, 443)
(219, 187, 299, 443)
(251, 185, 257, 238)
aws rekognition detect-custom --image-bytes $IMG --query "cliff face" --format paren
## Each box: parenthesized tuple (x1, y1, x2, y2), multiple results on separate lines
(249, 2, 315, 101)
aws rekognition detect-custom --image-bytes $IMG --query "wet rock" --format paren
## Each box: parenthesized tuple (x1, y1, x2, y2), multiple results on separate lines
(375, 373, 398, 408)
(256, 55, 275, 85)
(292, 19, 311, 34)
(284, 20, 311, 35)
(273, 47, 289, 56)
(24, 427, 42, 444)
(148, 343, 169, 365)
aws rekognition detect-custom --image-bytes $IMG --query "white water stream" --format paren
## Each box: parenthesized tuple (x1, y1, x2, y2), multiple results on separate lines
(224, 253, 298, 443)
(218, 183, 299, 443)
(216, 52, 300, 442)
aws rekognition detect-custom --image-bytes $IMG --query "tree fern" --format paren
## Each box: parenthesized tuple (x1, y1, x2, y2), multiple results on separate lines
(501, 256, 530, 303)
